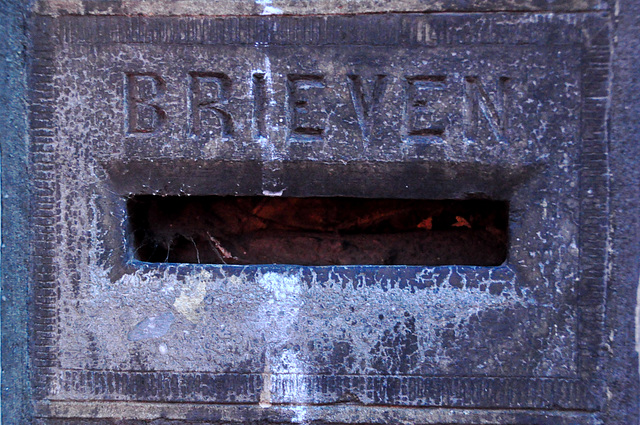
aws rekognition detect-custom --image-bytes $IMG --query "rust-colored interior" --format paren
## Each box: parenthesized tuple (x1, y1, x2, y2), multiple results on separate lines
(128, 196, 508, 266)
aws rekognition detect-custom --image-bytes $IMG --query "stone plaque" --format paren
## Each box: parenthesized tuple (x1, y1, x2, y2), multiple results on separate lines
(30, 12, 610, 424)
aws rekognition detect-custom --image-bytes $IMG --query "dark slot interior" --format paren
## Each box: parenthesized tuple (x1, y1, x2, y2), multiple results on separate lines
(127, 196, 508, 266)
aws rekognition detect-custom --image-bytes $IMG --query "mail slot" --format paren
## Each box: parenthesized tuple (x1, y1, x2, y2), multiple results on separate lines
(127, 195, 509, 265)
(27, 9, 613, 425)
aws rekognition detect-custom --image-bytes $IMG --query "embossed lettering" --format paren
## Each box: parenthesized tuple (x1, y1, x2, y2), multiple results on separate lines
(125, 73, 166, 133)
(190, 72, 234, 137)
(287, 74, 325, 137)
(464, 76, 509, 140)
(347, 74, 387, 139)
(404, 76, 447, 138)
(252, 73, 267, 139)
(124, 71, 512, 143)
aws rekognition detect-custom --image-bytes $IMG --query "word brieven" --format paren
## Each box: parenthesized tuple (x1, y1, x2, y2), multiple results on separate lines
(125, 72, 510, 140)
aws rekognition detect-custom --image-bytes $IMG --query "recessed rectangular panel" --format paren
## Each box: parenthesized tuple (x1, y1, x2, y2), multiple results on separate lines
(29, 12, 609, 422)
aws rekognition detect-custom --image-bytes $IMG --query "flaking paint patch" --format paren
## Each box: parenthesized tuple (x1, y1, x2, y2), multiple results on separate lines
(128, 311, 175, 341)
(37, 0, 84, 15)
(173, 270, 210, 323)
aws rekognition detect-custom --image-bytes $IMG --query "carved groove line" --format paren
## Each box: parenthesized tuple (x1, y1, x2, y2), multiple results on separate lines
(59, 15, 587, 47)
(57, 370, 600, 411)
(577, 23, 610, 383)
(30, 16, 60, 399)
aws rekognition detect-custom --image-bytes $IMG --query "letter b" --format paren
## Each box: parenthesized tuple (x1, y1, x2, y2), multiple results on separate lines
(125, 73, 166, 133)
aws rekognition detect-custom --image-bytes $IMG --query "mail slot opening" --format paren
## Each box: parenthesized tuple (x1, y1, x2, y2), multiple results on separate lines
(127, 196, 508, 266)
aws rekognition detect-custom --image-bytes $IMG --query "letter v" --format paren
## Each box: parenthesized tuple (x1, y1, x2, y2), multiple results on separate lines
(347, 74, 387, 140)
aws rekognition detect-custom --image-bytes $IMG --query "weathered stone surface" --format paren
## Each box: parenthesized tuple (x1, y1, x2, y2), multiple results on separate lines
(0, 0, 633, 421)
(25, 11, 615, 424)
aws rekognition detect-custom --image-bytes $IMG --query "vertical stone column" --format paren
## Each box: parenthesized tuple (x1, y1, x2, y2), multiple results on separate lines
(1, 0, 32, 423)
(604, 0, 640, 423)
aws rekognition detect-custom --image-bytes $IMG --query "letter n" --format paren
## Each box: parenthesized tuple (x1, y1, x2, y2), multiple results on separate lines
(464, 76, 509, 141)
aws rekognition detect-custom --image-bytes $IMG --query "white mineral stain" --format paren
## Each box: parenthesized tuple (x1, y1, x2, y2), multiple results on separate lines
(259, 363, 272, 407)
(274, 349, 309, 421)
(259, 271, 301, 301)
(256, 271, 310, 415)
(256, 0, 283, 15)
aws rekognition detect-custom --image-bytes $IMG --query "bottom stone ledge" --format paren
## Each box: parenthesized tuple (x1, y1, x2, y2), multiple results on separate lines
(35, 402, 601, 425)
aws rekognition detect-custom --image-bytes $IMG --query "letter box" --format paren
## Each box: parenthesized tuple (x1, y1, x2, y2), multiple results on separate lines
(26, 8, 618, 425)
